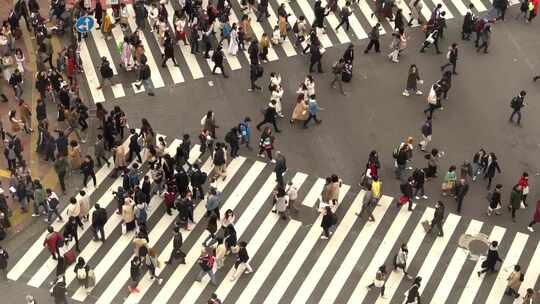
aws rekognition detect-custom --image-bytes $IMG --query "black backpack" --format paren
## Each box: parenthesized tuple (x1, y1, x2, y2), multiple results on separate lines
(140, 64, 151, 80)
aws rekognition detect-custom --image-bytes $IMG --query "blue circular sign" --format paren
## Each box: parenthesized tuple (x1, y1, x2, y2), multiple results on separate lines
(76, 16, 95, 33)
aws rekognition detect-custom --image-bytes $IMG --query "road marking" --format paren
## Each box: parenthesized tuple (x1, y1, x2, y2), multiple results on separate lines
(514, 240, 540, 304)
(79, 39, 106, 103)
(295, 0, 333, 48)
(267, 3, 300, 56)
(90, 26, 126, 98)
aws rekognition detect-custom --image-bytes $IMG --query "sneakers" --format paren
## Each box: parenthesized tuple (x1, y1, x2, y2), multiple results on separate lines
(157, 278, 163, 285)
(422, 195, 428, 199)
(402, 90, 410, 96)
(320, 235, 329, 239)
(31, 213, 39, 217)
(230, 275, 237, 281)
(416, 90, 423, 95)
(527, 226, 534, 232)
(415, 196, 420, 200)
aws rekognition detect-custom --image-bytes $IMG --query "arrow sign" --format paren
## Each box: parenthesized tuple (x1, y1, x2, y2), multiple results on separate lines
(76, 16, 95, 33)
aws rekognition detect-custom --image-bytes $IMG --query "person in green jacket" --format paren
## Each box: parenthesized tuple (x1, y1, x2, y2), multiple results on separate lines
(508, 184, 523, 222)
(54, 156, 69, 194)
(32, 180, 47, 217)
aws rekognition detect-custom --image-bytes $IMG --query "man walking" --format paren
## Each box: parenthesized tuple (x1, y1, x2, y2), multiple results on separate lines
(127, 129, 142, 163)
(91, 203, 107, 242)
(331, 58, 346, 95)
(454, 178, 469, 213)
(53, 156, 69, 194)
(97, 57, 114, 90)
(335, 2, 352, 31)
(256, 100, 281, 133)
(211, 46, 229, 78)
(478, 241, 503, 276)
(274, 151, 287, 189)
(135, 57, 155, 96)
(249, 64, 263, 92)
(364, 23, 381, 53)
(428, 201, 445, 237)
(509, 90, 527, 126)
(166, 227, 186, 265)
(309, 43, 323, 73)
(419, 117, 432, 152)
(508, 184, 523, 222)
(196, 248, 217, 286)
(441, 43, 459, 75)
(303, 95, 323, 128)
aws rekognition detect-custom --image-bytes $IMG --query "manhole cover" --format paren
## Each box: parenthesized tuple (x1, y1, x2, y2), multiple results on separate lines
(458, 233, 489, 261)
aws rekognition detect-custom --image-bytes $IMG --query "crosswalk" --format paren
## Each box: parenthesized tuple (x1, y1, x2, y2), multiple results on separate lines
(7, 134, 540, 304)
(80, 0, 500, 104)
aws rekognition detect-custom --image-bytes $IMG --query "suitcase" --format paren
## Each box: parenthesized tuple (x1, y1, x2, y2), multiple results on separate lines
(64, 249, 76, 265)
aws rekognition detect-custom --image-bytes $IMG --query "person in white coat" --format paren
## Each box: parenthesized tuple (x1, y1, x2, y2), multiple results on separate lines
(393, 243, 413, 278)
(228, 23, 239, 55)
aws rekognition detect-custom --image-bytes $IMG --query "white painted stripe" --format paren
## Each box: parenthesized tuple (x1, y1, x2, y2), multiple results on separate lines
(220, 11, 245, 70)
(301, 178, 326, 207)
(126, 5, 165, 88)
(70, 140, 181, 301)
(164, 3, 204, 79)
(417, 213, 461, 295)
(484, 232, 529, 303)
(319, 0, 351, 44)
(324, 195, 398, 303)
(123, 152, 217, 304)
(267, 4, 300, 56)
(469, 0, 487, 12)
(145, 12, 184, 83)
(295, 0, 333, 48)
(446, 0, 468, 16)
(419, 1, 433, 24)
(7, 136, 132, 281)
(456, 225, 506, 304)
(192, 173, 309, 304)
(275, 0, 308, 50)
(235, 220, 302, 303)
(431, 0, 455, 19)
(514, 240, 540, 304)
(79, 39, 106, 103)
(393, 0, 414, 26)
(94, 145, 202, 304)
(342, 197, 410, 303)
(374, 208, 435, 304)
(90, 27, 126, 99)
(429, 219, 484, 304)
(355, 0, 384, 36)
(290, 189, 364, 304)
(243, 10, 279, 61)
(143, 157, 247, 304)
(262, 183, 350, 304)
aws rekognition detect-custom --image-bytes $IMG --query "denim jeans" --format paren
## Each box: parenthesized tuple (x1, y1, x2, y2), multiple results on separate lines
(141, 78, 154, 94)
(196, 269, 217, 285)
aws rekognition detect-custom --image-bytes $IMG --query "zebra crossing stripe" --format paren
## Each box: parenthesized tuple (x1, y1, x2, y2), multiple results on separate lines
(353, 0, 381, 36)
(146, 157, 248, 304)
(469, 0, 488, 12)
(321, 0, 353, 44)
(290, 189, 364, 304)
(417, 213, 461, 295)
(446, 0, 469, 16)
(266, 3, 300, 56)
(429, 219, 484, 304)
(7, 136, 132, 281)
(217, 7, 244, 69)
(146, 16, 185, 84)
(90, 27, 126, 99)
(236, 219, 302, 303)
(484, 232, 529, 303)
(126, 4, 165, 88)
(456, 225, 506, 304)
(242, 8, 280, 61)
(94, 145, 201, 304)
(341, 196, 412, 303)
(514, 240, 540, 304)
(70, 140, 182, 302)
(197, 173, 309, 304)
(295, 0, 334, 48)
(262, 180, 338, 303)
(79, 39, 106, 103)
(374, 207, 435, 303)
(419, 0, 434, 23)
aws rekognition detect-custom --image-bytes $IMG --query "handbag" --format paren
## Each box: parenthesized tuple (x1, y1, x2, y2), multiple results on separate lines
(520, 201, 526, 209)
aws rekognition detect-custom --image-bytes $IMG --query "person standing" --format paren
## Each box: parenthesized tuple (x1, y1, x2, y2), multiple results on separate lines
(441, 43, 458, 75)
(454, 178, 469, 213)
(462, 4, 475, 40)
(92, 203, 107, 242)
(405, 277, 422, 303)
(256, 101, 281, 132)
(127, 129, 142, 163)
(303, 95, 323, 128)
(230, 241, 254, 280)
(419, 117, 432, 152)
(428, 201, 445, 237)
(526, 199, 540, 232)
(508, 184, 523, 222)
(135, 57, 155, 96)
(393, 243, 412, 278)
(330, 58, 346, 95)
(167, 227, 186, 265)
(0, 246, 8, 280)
(367, 265, 387, 298)
(509, 90, 527, 126)
(274, 151, 287, 189)
(190, 164, 207, 200)
(211, 46, 229, 78)
(478, 241, 503, 276)
(364, 23, 381, 53)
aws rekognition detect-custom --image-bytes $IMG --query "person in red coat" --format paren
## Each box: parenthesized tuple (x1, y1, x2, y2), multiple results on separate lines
(527, 200, 540, 232)
(43, 226, 62, 260)
(518, 172, 530, 207)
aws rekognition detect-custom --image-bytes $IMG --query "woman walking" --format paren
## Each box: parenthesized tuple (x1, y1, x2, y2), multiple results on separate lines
(367, 265, 387, 298)
(321, 206, 336, 239)
(402, 64, 423, 96)
(526, 199, 540, 232)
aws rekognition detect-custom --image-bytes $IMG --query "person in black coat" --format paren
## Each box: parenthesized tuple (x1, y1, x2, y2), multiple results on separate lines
(274, 151, 287, 189)
(454, 178, 469, 213)
(211, 46, 228, 78)
(428, 201, 445, 237)
(400, 177, 414, 211)
(128, 256, 142, 293)
(0, 246, 8, 280)
(190, 164, 207, 200)
(462, 4, 475, 40)
(484, 153, 501, 189)
(175, 168, 190, 196)
(166, 227, 186, 264)
(321, 206, 336, 239)
(97, 57, 114, 90)
(127, 129, 142, 163)
(312, 0, 328, 30)
(248, 40, 259, 65)
(405, 276, 422, 303)
(249, 63, 263, 91)
(256, 101, 281, 133)
(92, 203, 107, 242)
(81, 155, 96, 188)
(478, 241, 503, 276)
(309, 44, 323, 73)
(64, 216, 81, 251)
(412, 168, 427, 200)
(161, 35, 179, 67)
(343, 44, 354, 64)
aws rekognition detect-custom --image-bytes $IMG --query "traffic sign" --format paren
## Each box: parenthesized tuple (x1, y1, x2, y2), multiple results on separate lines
(75, 16, 95, 33)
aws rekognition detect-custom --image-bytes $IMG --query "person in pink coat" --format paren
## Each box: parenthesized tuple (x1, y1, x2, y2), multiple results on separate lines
(526, 200, 540, 232)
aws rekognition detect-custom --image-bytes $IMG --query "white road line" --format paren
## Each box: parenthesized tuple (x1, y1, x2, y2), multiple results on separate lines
(70, 140, 181, 302)
(234, 220, 301, 303)
(374, 208, 435, 303)
(145, 157, 247, 304)
(197, 174, 309, 304)
(108, 10, 130, 98)
(90, 27, 126, 99)
(295, 0, 333, 48)
(319, 196, 398, 303)
(446, 0, 468, 16)
(262, 182, 349, 304)
(429, 220, 484, 304)
(94, 145, 202, 304)
(164, 3, 204, 79)
(126, 5, 165, 88)
(484, 232, 529, 303)
(243, 9, 280, 61)
(346, 196, 412, 303)
(514, 240, 540, 304)
(320, 0, 352, 44)
(393, 0, 413, 26)
(417, 213, 461, 295)
(354, 0, 383, 36)
(419, 1, 433, 23)
(267, 3, 300, 55)
(124, 154, 219, 303)
(290, 188, 362, 304)
(79, 39, 106, 103)
(456, 225, 506, 304)
(301, 178, 326, 207)
(7, 136, 132, 281)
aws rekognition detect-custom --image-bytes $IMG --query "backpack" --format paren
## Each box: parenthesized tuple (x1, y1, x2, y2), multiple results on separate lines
(340, 7, 349, 18)
(76, 268, 87, 280)
(129, 173, 140, 189)
(392, 146, 400, 159)
(49, 197, 59, 210)
(225, 131, 234, 144)
(510, 96, 521, 109)
(198, 256, 212, 271)
(139, 64, 150, 80)
(136, 206, 147, 222)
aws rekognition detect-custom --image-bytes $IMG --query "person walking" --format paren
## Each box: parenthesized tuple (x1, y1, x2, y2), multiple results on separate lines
(162, 35, 179, 67)
(454, 178, 469, 213)
(478, 240, 503, 276)
(441, 42, 458, 75)
(212, 143, 228, 181)
(402, 64, 423, 96)
(303, 95, 323, 128)
(505, 265, 523, 298)
(484, 153, 501, 189)
(518, 172, 530, 207)
(196, 247, 217, 285)
(412, 168, 428, 200)
(230, 241, 254, 280)
(145, 247, 164, 285)
(336, 2, 352, 31)
(309, 43, 323, 74)
(96, 57, 114, 90)
(81, 155, 97, 188)
(190, 164, 207, 200)
(321, 206, 337, 239)
(94, 134, 110, 167)
(356, 183, 375, 221)
(367, 265, 387, 298)
(43, 226, 62, 260)
(393, 243, 413, 278)
(257, 127, 277, 162)
(167, 227, 186, 265)
(364, 23, 381, 53)
(286, 181, 299, 212)
(462, 4, 475, 40)
(509, 90, 527, 126)
(135, 57, 155, 96)
(211, 46, 229, 78)
(428, 201, 445, 237)
(128, 256, 142, 293)
(206, 189, 221, 218)
(420, 28, 441, 54)
(508, 184, 523, 222)
(225, 128, 240, 158)
(487, 184, 503, 216)
(405, 277, 422, 303)
(476, 24, 491, 53)
(92, 203, 107, 242)
(53, 156, 69, 194)
(526, 199, 540, 231)
(274, 151, 287, 189)
(330, 58, 346, 95)
(419, 117, 432, 152)
(0, 246, 8, 280)
(256, 101, 281, 133)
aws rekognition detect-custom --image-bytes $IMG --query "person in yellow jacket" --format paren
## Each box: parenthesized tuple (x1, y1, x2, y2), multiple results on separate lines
(101, 10, 113, 39)
(372, 176, 382, 204)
